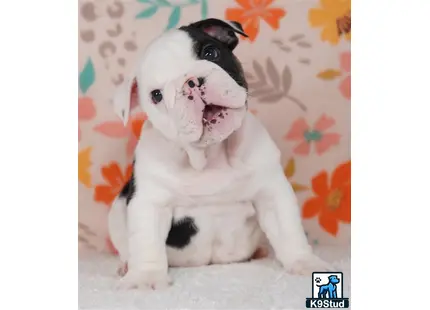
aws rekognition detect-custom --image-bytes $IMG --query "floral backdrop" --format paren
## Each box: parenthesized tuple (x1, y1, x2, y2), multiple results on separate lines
(78, 0, 351, 254)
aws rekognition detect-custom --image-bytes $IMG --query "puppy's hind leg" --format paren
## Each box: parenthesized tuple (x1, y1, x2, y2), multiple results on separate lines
(108, 196, 129, 276)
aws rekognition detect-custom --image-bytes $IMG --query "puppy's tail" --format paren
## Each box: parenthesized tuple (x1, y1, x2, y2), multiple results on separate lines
(108, 196, 128, 263)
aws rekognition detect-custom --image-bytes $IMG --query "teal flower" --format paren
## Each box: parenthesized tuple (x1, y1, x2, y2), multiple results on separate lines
(285, 114, 341, 156)
(136, 0, 208, 30)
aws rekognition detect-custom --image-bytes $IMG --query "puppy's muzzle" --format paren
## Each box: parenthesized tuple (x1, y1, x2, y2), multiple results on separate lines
(182, 76, 228, 125)
(182, 76, 206, 103)
(184, 76, 205, 89)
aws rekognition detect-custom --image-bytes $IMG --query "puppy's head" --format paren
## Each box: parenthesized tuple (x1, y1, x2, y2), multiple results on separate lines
(114, 18, 249, 148)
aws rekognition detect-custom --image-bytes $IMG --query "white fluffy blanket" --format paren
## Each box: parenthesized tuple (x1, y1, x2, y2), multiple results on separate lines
(79, 245, 350, 310)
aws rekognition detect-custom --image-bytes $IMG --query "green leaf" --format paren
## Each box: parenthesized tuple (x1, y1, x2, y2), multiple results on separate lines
(282, 65, 292, 94)
(200, 0, 208, 19)
(136, 6, 159, 19)
(166, 6, 181, 30)
(79, 58, 95, 94)
(258, 92, 283, 103)
(155, 0, 171, 6)
(252, 61, 266, 84)
(266, 58, 280, 90)
(138, 0, 169, 5)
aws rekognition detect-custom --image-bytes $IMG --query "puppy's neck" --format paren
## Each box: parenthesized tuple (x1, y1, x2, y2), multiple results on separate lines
(137, 113, 280, 173)
(139, 115, 254, 171)
(183, 142, 227, 171)
(185, 113, 252, 170)
(176, 115, 252, 171)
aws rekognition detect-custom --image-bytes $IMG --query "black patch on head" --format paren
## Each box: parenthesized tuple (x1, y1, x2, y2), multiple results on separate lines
(183, 18, 247, 49)
(230, 21, 245, 33)
(119, 160, 136, 205)
(179, 20, 248, 89)
(197, 77, 205, 86)
(166, 216, 199, 249)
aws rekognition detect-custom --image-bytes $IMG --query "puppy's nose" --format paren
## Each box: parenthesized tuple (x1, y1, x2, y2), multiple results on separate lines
(185, 77, 205, 89)
(187, 78, 197, 88)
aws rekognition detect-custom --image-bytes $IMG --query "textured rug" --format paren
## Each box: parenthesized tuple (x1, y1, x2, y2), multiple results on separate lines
(79, 245, 350, 310)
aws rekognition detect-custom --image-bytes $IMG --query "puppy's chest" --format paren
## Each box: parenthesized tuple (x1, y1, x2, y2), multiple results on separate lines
(170, 163, 258, 207)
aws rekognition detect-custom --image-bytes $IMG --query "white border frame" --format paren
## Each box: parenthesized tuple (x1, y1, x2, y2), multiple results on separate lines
(353, 0, 430, 308)
(1, 0, 430, 309)
(0, 1, 76, 309)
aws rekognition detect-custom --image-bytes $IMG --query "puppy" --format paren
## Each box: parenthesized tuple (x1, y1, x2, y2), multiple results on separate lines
(108, 18, 330, 290)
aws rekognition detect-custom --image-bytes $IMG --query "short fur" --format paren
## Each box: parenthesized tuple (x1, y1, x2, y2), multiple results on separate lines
(108, 19, 331, 290)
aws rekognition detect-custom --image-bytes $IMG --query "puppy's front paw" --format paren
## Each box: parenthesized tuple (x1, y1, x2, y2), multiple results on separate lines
(117, 262, 128, 277)
(284, 254, 333, 276)
(117, 268, 172, 290)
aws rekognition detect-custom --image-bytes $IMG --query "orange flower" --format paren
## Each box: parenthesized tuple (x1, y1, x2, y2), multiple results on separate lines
(93, 112, 147, 158)
(94, 162, 133, 207)
(126, 113, 147, 156)
(225, 0, 286, 42)
(302, 161, 351, 236)
(308, 0, 351, 45)
(130, 116, 145, 139)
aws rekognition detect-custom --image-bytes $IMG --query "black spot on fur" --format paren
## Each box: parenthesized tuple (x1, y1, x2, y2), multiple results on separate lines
(119, 161, 135, 205)
(179, 23, 248, 90)
(166, 217, 199, 249)
(197, 77, 205, 86)
(188, 95, 194, 100)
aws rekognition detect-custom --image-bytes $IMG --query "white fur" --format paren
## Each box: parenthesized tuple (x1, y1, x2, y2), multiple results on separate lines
(109, 27, 330, 290)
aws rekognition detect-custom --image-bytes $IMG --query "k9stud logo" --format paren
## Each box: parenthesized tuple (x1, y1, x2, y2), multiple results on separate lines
(305, 272, 349, 308)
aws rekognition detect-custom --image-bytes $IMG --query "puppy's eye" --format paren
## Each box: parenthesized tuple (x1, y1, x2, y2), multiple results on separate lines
(150, 89, 163, 104)
(201, 45, 220, 61)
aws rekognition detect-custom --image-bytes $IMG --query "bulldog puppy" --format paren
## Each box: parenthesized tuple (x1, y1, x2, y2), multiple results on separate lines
(108, 18, 331, 290)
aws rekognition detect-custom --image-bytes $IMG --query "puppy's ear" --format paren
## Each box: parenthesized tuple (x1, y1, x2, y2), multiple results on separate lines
(186, 18, 248, 50)
(113, 73, 139, 126)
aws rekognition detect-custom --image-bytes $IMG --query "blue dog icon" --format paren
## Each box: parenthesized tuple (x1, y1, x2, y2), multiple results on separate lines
(317, 275, 340, 298)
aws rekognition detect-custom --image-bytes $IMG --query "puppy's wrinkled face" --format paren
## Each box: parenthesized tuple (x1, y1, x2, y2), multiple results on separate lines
(115, 19, 249, 148)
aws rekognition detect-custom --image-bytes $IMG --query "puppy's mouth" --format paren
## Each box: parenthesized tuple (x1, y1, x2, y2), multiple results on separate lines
(202, 104, 228, 126)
